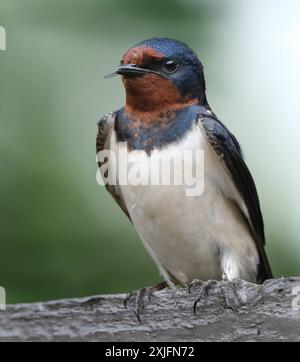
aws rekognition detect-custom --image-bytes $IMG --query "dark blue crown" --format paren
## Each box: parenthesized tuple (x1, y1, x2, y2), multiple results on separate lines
(135, 37, 202, 67)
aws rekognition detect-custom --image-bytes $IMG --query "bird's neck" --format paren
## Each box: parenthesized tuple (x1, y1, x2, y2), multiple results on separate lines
(125, 98, 199, 124)
(123, 74, 200, 123)
(115, 104, 206, 154)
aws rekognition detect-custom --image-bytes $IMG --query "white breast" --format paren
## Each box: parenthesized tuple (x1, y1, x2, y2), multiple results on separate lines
(109, 123, 259, 286)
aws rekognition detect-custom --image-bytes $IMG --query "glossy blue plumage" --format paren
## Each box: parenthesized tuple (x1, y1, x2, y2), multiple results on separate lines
(133, 38, 207, 103)
(115, 105, 208, 154)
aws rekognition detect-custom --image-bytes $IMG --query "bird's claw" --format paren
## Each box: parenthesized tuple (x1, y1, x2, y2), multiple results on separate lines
(124, 282, 168, 322)
(221, 279, 245, 310)
(192, 280, 215, 314)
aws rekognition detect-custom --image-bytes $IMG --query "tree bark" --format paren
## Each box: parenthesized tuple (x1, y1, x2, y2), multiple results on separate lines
(0, 277, 299, 342)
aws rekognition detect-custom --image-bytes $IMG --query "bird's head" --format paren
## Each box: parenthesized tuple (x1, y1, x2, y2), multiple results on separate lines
(108, 38, 208, 120)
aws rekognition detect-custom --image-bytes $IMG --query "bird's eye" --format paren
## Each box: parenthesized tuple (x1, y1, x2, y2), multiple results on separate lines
(163, 59, 179, 73)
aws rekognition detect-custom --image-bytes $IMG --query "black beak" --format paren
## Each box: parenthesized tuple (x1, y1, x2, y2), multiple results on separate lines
(105, 64, 166, 79)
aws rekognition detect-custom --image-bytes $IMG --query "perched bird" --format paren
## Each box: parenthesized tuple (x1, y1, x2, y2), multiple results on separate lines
(97, 38, 272, 311)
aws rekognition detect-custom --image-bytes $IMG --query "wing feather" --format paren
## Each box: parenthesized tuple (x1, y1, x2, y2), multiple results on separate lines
(96, 112, 131, 221)
(199, 114, 273, 282)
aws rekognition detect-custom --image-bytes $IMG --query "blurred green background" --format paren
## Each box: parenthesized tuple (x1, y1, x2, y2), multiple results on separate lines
(0, 0, 299, 304)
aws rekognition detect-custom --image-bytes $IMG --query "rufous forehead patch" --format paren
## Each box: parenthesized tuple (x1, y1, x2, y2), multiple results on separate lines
(122, 46, 164, 66)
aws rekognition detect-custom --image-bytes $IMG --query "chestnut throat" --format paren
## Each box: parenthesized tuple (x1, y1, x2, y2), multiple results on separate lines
(125, 96, 199, 123)
(122, 74, 199, 123)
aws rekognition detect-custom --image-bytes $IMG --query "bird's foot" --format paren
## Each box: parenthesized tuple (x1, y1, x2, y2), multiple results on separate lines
(221, 275, 244, 310)
(191, 280, 215, 314)
(124, 281, 168, 322)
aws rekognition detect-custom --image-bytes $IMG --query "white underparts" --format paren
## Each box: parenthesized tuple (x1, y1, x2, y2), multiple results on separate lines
(108, 122, 259, 285)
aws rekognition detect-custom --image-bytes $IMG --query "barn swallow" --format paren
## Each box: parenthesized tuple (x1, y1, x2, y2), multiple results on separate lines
(97, 38, 272, 315)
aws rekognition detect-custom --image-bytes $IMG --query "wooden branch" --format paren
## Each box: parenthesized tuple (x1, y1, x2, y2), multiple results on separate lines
(0, 278, 299, 342)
